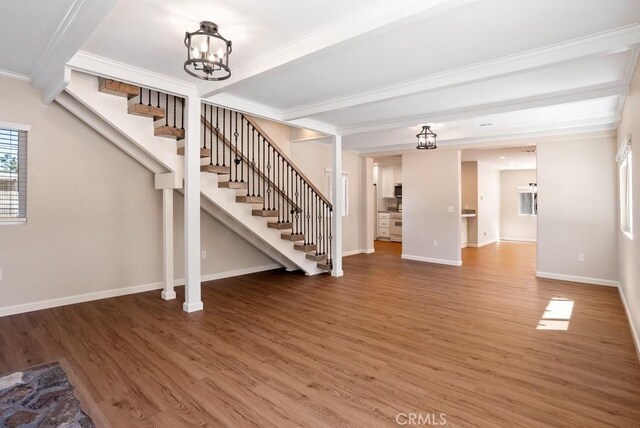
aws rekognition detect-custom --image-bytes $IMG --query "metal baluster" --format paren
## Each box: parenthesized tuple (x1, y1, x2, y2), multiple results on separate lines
(202, 104, 207, 150)
(147, 89, 151, 107)
(221, 109, 226, 166)
(233, 112, 239, 182)
(156, 91, 160, 108)
(214, 107, 219, 166)
(251, 129, 256, 197)
(139, 87, 143, 105)
(165, 94, 168, 126)
(208, 104, 213, 166)
(173, 96, 176, 128)
(181, 98, 184, 130)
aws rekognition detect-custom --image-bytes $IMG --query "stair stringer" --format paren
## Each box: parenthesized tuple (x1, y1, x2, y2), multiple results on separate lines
(62, 71, 323, 275)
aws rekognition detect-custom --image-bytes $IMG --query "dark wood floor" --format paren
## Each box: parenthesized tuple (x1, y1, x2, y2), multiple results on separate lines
(1, 242, 639, 427)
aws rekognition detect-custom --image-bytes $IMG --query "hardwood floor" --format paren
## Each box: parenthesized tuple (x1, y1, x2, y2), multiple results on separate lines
(1, 242, 639, 427)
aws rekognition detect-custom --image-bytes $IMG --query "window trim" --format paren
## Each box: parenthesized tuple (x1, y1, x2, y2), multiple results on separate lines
(324, 168, 349, 217)
(517, 186, 537, 216)
(0, 121, 29, 223)
(617, 135, 633, 240)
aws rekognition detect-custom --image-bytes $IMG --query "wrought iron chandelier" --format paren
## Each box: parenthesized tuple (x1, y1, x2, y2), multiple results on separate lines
(184, 21, 232, 81)
(416, 125, 437, 150)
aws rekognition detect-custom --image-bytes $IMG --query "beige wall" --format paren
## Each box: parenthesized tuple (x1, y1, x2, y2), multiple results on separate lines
(0, 77, 275, 312)
(536, 137, 618, 282)
(402, 150, 461, 265)
(500, 169, 537, 241)
(289, 140, 365, 254)
(617, 59, 640, 353)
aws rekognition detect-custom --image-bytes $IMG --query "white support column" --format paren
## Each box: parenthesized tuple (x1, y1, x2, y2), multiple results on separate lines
(331, 135, 344, 277)
(161, 188, 176, 300)
(183, 94, 203, 313)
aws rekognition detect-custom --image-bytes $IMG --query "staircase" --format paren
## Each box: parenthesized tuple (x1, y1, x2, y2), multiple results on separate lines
(64, 73, 333, 275)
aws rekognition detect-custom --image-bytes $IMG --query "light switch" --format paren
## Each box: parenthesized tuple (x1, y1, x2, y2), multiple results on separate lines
(447, 206, 454, 213)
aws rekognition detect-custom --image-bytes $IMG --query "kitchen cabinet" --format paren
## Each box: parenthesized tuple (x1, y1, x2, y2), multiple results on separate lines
(380, 166, 396, 198)
(378, 212, 390, 239)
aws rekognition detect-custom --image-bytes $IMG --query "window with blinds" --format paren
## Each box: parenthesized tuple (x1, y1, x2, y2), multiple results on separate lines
(0, 127, 27, 220)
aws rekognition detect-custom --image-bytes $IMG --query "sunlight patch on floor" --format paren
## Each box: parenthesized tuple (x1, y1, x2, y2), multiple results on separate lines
(537, 297, 574, 330)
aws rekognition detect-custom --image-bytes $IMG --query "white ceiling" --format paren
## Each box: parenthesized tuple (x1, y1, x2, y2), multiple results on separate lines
(1, 0, 639, 153)
(0, 0, 76, 77)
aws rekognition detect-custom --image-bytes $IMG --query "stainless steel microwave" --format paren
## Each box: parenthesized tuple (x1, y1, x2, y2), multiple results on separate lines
(394, 185, 402, 198)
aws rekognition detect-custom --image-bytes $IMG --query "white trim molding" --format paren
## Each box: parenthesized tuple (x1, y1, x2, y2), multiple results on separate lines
(618, 286, 640, 363)
(0, 120, 32, 132)
(0, 69, 31, 82)
(401, 254, 463, 266)
(467, 239, 498, 248)
(0, 264, 282, 318)
(499, 237, 537, 243)
(536, 271, 619, 287)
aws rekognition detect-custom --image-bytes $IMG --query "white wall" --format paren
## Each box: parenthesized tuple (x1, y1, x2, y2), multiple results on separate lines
(402, 150, 461, 265)
(536, 137, 618, 284)
(500, 169, 537, 242)
(617, 59, 640, 356)
(476, 162, 500, 245)
(0, 77, 276, 314)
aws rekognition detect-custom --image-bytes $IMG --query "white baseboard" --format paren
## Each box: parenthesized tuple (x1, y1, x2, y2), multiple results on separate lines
(343, 249, 375, 257)
(535, 271, 619, 287)
(467, 239, 497, 248)
(0, 263, 282, 318)
(401, 254, 462, 266)
(461, 242, 468, 249)
(500, 237, 537, 243)
(618, 284, 640, 363)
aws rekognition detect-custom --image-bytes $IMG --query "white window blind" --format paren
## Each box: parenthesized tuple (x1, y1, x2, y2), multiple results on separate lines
(517, 185, 537, 216)
(0, 127, 27, 220)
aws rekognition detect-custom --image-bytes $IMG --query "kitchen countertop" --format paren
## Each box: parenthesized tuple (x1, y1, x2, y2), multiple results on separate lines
(461, 213, 477, 218)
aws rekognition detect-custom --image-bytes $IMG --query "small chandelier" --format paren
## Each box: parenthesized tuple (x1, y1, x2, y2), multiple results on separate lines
(184, 21, 232, 81)
(416, 125, 437, 150)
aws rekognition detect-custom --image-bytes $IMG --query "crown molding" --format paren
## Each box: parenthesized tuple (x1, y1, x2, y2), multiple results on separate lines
(0, 68, 30, 82)
(68, 51, 197, 97)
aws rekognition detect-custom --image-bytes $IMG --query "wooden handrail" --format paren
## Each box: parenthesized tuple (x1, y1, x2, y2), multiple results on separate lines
(242, 114, 333, 208)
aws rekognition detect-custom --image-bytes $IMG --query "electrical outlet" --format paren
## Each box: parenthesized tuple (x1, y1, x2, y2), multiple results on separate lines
(447, 206, 454, 213)
(578, 253, 585, 262)
(201, 251, 207, 259)
(433, 240, 438, 247)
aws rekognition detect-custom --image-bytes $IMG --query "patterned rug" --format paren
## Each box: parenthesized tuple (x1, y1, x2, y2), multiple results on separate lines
(0, 362, 95, 427)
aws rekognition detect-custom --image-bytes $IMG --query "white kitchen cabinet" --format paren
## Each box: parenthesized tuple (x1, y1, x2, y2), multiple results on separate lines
(394, 166, 402, 184)
(378, 212, 391, 239)
(381, 166, 395, 198)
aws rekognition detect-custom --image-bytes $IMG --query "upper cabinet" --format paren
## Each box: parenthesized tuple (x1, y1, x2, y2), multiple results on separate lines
(381, 166, 396, 198)
(394, 166, 402, 184)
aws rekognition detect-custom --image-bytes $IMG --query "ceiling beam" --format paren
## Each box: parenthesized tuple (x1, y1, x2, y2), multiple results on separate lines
(337, 81, 629, 135)
(282, 24, 640, 121)
(30, 0, 118, 103)
(205, 93, 338, 135)
(199, 0, 481, 99)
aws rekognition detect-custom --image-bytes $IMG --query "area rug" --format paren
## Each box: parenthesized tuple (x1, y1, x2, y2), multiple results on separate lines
(0, 362, 95, 427)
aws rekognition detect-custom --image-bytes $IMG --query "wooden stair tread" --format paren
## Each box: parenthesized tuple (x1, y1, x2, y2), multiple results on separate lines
(201, 164, 231, 174)
(128, 103, 165, 120)
(317, 261, 332, 270)
(306, 253, 327, 261)
(156, 126, 185, 139)
(236, 196, 264, 204)
(281, 233, 304, 241)
(268, 222, 292, 230)
(177, 147, 210, 158)
(294, 243, 316, 252)
(220, 181, 249, 190)
(252, 209, 279, 217)
(99, 78, 139, 98)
